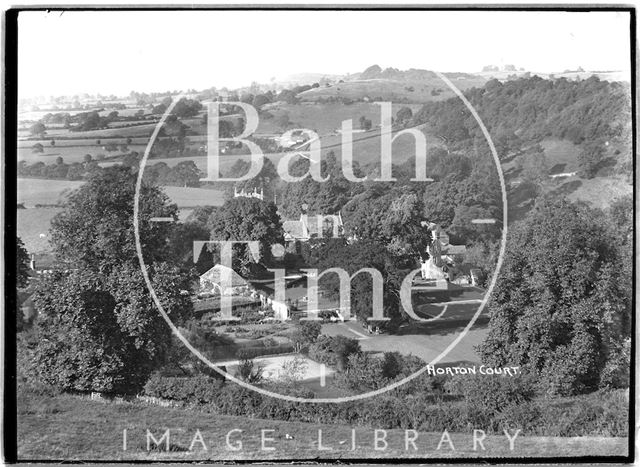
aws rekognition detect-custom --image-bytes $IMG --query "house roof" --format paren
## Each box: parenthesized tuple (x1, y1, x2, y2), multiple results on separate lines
(283, 214, 343, 240)
(443, 244, 466, 255)
(283, 220, 307, 240)
(200, 264, 248, 287)
(306, 216, 322, 236)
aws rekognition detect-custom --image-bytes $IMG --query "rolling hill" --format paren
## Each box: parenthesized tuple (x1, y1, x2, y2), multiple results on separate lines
(298, 65, 486, 103)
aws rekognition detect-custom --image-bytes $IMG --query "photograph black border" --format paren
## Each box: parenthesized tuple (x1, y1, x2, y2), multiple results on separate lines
(3, 5, 636, 464)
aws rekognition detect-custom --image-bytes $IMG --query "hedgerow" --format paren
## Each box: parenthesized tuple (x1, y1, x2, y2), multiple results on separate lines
(142, 374, 628, 437)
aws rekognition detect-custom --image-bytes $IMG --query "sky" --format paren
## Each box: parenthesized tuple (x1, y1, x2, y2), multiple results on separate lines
(18, 9, 632, 98)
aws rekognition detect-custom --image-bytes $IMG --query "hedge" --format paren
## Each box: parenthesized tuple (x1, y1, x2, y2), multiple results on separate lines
(236, 345, 294, 359)
(142, 374, 628, 437)
(143, 375, 225, 404)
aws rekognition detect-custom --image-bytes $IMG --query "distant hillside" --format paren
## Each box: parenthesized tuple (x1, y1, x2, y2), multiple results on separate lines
(414, 75, 631, 150)
(475, 68, 629, 83)
(412, 75, 632, 214)
(298, 65, 486, 103)
(273, 72, 347, 87)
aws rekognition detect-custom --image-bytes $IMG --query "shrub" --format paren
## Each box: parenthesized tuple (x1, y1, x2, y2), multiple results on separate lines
(411, 401, 467, 433)
(291, 321, 322, 351)
(235, 358, 264, 383)
(308, 335, 360, 370)
(381, 352, 403, 379)
(537, 390, 629, 437)
(448, 373, 536, 413)
(334, 353, 386, 391)
(495, 401, 543, 433)
(143, 374, 224, 404)
(262, 337, 278, 348)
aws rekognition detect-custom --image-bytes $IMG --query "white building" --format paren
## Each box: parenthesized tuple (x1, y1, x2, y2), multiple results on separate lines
(233, 185, 264, 201)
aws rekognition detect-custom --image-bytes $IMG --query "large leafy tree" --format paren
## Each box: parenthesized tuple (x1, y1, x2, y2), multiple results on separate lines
(32, 264, 191, 394)
(30, 166, 193, 393)
(341, 184, 397, 242)
(50, 166, 178, 274)
(304, 238, 411, 328)
(479, 198, 631, 395)
(382, 192, 431, 261)
(207, 197, 283, 273)
(278, 152, 364, 218)
(167, 160, 201, 187)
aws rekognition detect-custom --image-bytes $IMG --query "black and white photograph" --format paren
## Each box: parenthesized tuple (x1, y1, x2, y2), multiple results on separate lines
(4, 6, 635, 463)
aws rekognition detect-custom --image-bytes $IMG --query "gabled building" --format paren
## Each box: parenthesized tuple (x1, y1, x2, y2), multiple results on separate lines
(282, 205, 344, 248)
(199, 264, 253, 296)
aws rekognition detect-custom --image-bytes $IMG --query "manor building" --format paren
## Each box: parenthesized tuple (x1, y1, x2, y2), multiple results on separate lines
(233, 185, 264, 201)
(282, 206, 344, 252)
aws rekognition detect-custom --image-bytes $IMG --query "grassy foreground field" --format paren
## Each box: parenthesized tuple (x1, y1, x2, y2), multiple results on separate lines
(17, 391, 627, 461)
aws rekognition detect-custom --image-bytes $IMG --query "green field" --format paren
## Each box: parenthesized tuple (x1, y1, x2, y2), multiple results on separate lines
(318, 123, 440, 165)
(18, 101, 441, 170)
(18, 106, 148, 121)
(256, 102, 424, 136)
(163, 185, 226, 208)
(19, 123, 160, 140)
(148, 123, 441, 172)
(16, 178, 226, 253)
(18, 145, 148, 165)
(16, 208, 61, 253)
(17, 178, 225, 209)
(17, 391, 627, 460)
(18, 178, 84, 206)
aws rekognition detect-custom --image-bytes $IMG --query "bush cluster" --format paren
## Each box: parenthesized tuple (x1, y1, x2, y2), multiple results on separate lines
(143, 374, 224, 404)
(308, 335, 360, 370)
(142, 373, 628, 437)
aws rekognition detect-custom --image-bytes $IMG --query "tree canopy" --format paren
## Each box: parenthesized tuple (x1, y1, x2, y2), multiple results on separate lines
(207, 197, 283, 273)
(16, 236, 30, 288)
(50, 166, 178, 274)
(30, 167, 194, 393)
(479, 197, 631, 395)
